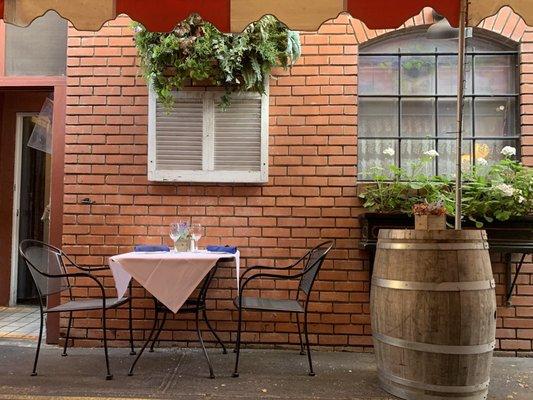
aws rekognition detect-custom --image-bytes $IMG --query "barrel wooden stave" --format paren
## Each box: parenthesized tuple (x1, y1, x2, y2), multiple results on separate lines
(371, 229, 496, 400)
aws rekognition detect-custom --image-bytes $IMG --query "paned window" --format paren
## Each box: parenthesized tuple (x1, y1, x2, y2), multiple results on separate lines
(358, 29, 519, 179)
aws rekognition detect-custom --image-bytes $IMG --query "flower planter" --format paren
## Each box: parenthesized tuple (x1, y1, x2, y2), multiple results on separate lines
(359, 212, 533, 306)
(359, 212, 533, 252)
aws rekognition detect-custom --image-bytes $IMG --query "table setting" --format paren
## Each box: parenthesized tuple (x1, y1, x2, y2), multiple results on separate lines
(109, 222, 240, 312)
(108, 222, 239, 376)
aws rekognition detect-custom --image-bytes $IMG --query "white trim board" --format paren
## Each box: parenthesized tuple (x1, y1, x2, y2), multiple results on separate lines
(10, 113, 36, 305)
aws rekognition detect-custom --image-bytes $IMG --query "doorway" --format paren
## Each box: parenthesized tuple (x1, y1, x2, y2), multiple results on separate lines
(10, 113, 51, 305)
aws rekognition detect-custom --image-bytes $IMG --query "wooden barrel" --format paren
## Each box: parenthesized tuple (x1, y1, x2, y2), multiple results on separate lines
(371, 229, 496, 400)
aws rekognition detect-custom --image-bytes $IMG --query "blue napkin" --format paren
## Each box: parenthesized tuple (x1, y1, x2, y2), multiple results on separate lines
(206, 245, 238, 254)
(134, 245, 170, 252)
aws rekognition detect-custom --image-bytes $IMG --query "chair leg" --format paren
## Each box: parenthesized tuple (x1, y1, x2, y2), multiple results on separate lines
(303, 310, 315, 377)
(101, 308, 113, 380)
(128, 299, 159, 376)
(128, 295, 135, 356)
(196, 309, 215, 379)
(295, 313, 305, 355)
(203, 309, 227, 354)
(31, 310, 45, 376)
(61, 312, 73, 357)
(149, 310, 167, 353)
(232, 306, 243, 377)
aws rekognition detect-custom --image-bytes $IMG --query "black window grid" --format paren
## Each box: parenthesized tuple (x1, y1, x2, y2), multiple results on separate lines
(357, 49, 521, 179)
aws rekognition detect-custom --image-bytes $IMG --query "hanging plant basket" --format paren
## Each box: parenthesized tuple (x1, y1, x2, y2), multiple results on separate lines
(133, 15, 301, 109)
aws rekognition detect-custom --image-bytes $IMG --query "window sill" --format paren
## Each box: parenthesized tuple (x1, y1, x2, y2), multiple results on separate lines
(148, 169, 268, 184)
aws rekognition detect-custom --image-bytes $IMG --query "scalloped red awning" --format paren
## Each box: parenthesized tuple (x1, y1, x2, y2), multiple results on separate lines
(115, 0, 460, 32)
(0, 1, 530, 32)
(0, 0, 459, 32)
(115, 0, 232, 32)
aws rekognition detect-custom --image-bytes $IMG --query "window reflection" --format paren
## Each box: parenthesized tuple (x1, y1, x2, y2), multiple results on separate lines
(358, 29, 519, 180)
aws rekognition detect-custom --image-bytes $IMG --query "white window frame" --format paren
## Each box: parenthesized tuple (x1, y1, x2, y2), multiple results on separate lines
(148, 86, 269, 183)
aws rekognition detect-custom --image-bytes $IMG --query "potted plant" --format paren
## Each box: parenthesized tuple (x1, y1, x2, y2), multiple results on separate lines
(413, 201, 447, 230)
(133, 15, 301, 109)
(358, 148, 453, 216)
(358, 146, 533, 249)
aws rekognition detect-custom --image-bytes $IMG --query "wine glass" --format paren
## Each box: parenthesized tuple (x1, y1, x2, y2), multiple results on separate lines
(190, 223, 204, 252)
(169, 223, 180, 251)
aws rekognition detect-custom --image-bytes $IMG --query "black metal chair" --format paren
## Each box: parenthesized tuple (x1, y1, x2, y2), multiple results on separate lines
(128, 262, 227, 378)
(232, 240, 334, 377)
(19, 239, 135, 380)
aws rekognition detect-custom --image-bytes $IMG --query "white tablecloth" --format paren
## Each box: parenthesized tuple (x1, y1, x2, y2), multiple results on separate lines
(109, 251, 239, 313)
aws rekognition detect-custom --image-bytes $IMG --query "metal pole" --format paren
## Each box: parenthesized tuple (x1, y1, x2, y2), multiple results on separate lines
(454, 0, 468, 230)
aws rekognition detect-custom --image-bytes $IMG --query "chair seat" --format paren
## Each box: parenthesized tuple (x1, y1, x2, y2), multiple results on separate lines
(235, 296, 304, 313)
(46, 297, 129, 313)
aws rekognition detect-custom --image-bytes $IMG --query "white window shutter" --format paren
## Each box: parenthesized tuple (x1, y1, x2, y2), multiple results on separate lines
(214, 95, 262, 172)
(148, 87, 269, 183)
(154, 94, 204, 171)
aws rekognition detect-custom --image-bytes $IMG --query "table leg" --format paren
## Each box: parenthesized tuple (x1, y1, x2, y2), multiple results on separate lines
(128, 297, 159, 376)
(128, 282, 136, 355)
(127, 257, 231, 377)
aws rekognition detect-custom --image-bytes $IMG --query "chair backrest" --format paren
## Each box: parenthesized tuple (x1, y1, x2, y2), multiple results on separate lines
(19, 240, 70, 298)
(298, 241, 334, 296)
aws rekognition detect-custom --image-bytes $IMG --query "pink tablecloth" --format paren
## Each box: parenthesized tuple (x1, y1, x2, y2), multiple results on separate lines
(109, 251, 239, 313)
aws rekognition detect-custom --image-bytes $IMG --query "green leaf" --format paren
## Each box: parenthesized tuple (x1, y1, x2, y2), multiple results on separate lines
(133, 15, 300, 109)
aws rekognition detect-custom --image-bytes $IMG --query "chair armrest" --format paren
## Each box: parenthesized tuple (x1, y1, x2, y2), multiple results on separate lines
(238, 271, 305, 299)
(61, 252, 109, 272)
(240, 254, 307, 280)
(77, 266, 109, 272)
(57, 271, 108, 305)
(240, 265, 287, 280)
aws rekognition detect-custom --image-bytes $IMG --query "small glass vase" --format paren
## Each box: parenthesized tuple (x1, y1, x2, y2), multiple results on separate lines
(174, 238, 190, 252)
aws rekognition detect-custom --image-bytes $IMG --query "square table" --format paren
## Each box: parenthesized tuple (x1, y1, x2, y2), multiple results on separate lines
(109, 250, 239, 377)
(110, 250, 240, 313)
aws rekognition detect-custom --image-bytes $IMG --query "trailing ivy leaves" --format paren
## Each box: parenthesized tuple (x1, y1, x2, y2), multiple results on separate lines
(133, 15, 300, 109)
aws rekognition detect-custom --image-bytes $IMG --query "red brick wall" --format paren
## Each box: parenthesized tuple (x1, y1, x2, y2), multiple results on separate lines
(63, 10, 533, 354)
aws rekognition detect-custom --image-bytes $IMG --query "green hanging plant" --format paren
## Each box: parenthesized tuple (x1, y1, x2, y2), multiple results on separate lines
(133, 15, 301, 109)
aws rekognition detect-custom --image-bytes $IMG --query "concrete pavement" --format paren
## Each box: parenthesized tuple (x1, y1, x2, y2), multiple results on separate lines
(0, 339, 531, 399)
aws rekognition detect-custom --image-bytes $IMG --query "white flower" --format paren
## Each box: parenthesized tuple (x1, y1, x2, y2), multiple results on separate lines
(495, 183, 515, 197)
(382, 147, 395, 157)
(476, 158, 488, 166)
(501, 146, 516, 157)
(424, 149, 439, 158)
(518, 196, 526, 204)
(134, 25, 143, 33)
